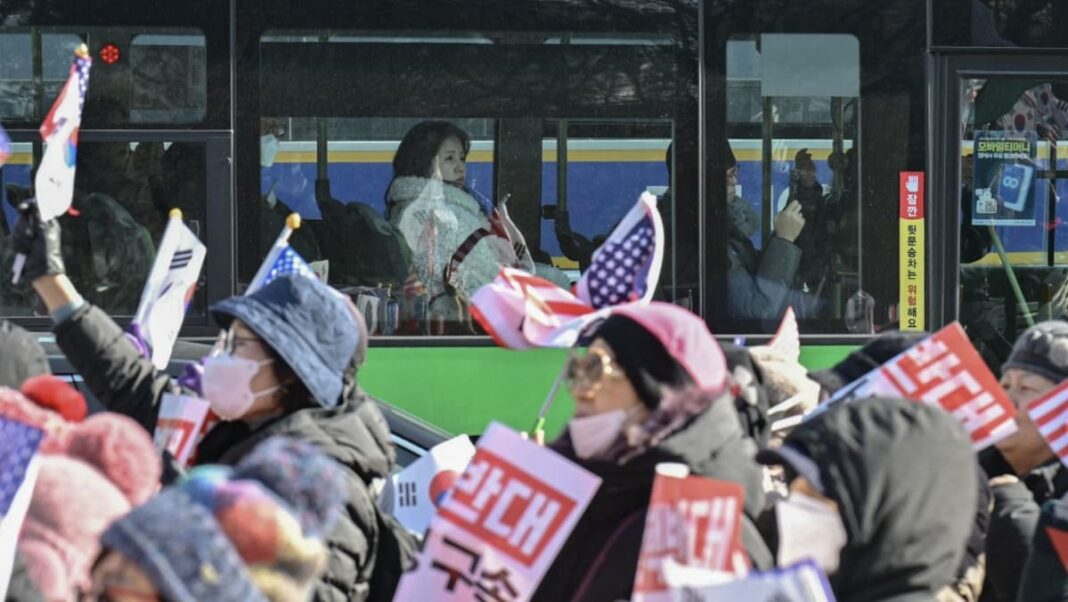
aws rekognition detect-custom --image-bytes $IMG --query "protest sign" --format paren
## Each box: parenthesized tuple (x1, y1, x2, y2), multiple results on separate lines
(393, 422, 600, 601)
(0, 418, 44, 600)
(1027, 380, 1068, 469)
(632, 464, 748, 602)
(131, 211, 207, 370)
(662, 559, 836, 602)
(385, 435, 476, 535)
(153, 393, 212, 466)
(971, 131, 1038, 226)
(823, 322, 1017, 450)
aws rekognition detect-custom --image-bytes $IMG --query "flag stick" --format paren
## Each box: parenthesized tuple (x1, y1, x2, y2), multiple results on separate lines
(247, 213, 301, 292)
(532, 363, 567, 445)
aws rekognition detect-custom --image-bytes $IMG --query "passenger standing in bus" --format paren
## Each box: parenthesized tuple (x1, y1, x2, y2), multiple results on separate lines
(725, 143, 808, 325)
(10, 201, 412, 602)
(532, 303, 773, 602)
(385, 120, 534, 334)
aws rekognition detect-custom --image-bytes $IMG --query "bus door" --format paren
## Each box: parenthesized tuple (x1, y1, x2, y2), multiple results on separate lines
(933, 54, 1068, 368)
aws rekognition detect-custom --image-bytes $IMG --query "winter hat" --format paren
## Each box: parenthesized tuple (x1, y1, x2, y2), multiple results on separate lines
(18, 455, 132, 599)
(100, 488, 267, 602)
(211, 274, 358, 408)
(180, 473, 331, 602)
(21, 375, 88, 422)
(603, 302, 729, 395)
(592, 314, 694, 409)
(231, 437, 348, 537)
(0, 387, 76, 453)
(0, 319, 50, 389)
(809, 331, 927, 395)
(64, 413, 162, 506)
(794, 148, 816, 172)
(1002, 321, 1068, 384)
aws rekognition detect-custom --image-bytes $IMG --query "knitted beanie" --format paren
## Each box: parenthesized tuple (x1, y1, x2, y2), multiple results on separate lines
(230, 437, 348, 537)
(1003, 321, 1068, 384)
(64, 413, 162, 506)
(18, 455, 131, 599)
(591, 314, 694, 409)
(101, 489, 267, 602)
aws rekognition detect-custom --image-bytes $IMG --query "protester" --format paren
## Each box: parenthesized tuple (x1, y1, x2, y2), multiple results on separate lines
(385, 120, 534, 332)
(180, 438, 348, 602)
(977, 321, 1068, 602)
(531, 302, 773, 602)
(804, 329, 990, 601)
(92, 488, 266, 602)
(0, 382, 162, 602)
(1016, 498, 1068, 602)
(757, 397, 978, 602)
(10, 199, 410, 601)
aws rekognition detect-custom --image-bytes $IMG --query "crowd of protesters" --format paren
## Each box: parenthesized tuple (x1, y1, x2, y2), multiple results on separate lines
(4, 191, 1068, 602)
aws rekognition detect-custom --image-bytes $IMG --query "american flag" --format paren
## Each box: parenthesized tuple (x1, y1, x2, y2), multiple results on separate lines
(0, 123, 10, 167)
(34, 45, 92, 222)
(0, 417, 44, 598)
(247, 244, 315, 294)
(1029, 380, 1068, 465)
(471, 268, 597, 349)
(576, 192, 664, 309)
(471, 193, 664, 349)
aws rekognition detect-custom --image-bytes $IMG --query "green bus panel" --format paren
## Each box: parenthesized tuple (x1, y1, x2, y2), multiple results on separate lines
(360, 345, 856, 436)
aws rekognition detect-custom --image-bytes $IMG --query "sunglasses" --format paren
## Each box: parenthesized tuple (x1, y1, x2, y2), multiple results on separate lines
(564, 347, 622, 391)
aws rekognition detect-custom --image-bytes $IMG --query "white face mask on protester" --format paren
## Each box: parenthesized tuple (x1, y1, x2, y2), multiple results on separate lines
(202, 354, 281, 420)
(568, 406, 641, 460)
(775, 492, 848, 574)
(260, 133, 280, 168)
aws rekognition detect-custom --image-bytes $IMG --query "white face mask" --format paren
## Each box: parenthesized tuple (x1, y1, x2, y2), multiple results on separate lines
(260, 134, 279, 168)
(568, 406, 640, 460)
(776, 492, 848, 574)
(202, 354, 280, 421)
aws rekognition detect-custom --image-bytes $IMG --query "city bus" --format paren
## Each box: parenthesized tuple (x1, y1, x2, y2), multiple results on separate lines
(1, 0, 1065, 436)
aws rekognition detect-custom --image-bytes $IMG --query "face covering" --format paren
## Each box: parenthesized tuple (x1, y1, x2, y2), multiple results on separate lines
(260, 134, 279, 168)
(728, 197, 759, 237)
(568, 406, 641, 460)
(776, 492, 848, 574)
(202, 354, 280, 420)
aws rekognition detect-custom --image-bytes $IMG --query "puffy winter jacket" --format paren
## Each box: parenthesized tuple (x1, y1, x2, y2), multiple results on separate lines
(388, 177, 527, 323)
(53, 303, 412, 602)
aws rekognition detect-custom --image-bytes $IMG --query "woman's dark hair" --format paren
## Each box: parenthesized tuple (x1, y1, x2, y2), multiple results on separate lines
(267, 347, 316, 413)
(385, 120, 471, 218)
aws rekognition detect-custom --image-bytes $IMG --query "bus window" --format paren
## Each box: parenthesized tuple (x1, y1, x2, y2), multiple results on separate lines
(0, 140, 209, 318)
(254, 28, 695, 337)
(959, 77, 1068, 368)
(0, 29, 207, 126)
(720, 34, 864, 335)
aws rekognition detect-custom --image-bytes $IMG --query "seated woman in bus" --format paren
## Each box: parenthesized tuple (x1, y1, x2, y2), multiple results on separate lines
(385, 120, 536, 333)
(724, 143, 808, 324)
(11, 201, 410, 601)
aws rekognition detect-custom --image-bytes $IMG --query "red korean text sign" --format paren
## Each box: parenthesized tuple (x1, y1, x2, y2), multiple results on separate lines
(393, 422, 601, 601)
(632, 467, 747, 602)
(875, 322, 1017, 449)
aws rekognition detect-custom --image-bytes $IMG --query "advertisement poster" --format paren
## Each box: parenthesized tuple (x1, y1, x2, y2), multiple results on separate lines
(393, 423, 601, 601)
(972, 131, 1038, 226)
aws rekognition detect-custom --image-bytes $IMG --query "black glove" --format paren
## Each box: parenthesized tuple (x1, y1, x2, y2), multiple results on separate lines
(10, 198, 65, 282)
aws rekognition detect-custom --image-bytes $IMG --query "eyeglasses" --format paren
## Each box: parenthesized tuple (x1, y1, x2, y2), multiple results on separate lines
(564, 347, 622, 391)
(215, 327, 266, 355)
